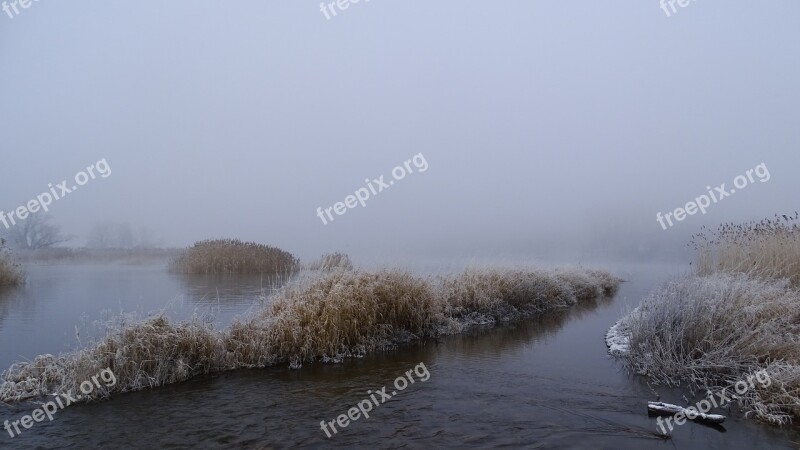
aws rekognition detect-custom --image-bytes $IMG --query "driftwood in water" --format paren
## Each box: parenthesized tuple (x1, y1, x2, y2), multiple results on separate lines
(647, 401, 726, 424)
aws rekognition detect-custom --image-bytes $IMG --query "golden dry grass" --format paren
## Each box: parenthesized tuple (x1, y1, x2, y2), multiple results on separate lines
(1, 266, 621, 404)
(693, 213, 800, 286)
(169, 239, 299, 275)
(226, 270, 442, 368)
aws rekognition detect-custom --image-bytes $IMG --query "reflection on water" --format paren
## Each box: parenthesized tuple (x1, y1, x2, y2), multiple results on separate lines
(1, 262, 799, 449)
(173, 272, 292, 307)
(0, 264, 290, 372)
(442, 295, 613, 362)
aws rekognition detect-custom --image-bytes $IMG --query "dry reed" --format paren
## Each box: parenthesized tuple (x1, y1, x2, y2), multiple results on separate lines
(307, 252, 354, 271)
(169, 239, 299, 275)
(692, 212, 800, 286)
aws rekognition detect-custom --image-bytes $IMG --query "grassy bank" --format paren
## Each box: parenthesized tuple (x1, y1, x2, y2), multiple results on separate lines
(14, 247, 183, 264)
(609, 214, 800, 425)
(0, 266, 620, 404)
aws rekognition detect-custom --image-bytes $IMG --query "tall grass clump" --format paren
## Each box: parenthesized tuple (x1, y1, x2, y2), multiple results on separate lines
(169, 239, 299, 275)
(226, 270, 442, 368)
(226, 268, 620, 368)
(0, 315, 225, 402)
(1, 266, 620, 404)
(619, 274, 800, 423)
(0, 239, 23, 287)
(440, 268, 619, 323)
(307, 252, 354, 271)
(610, 214, 800, 425)
(693, 212, 800, 286)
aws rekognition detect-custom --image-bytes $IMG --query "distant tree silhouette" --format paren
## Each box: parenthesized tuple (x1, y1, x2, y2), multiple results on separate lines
(1, 214, 72, 250)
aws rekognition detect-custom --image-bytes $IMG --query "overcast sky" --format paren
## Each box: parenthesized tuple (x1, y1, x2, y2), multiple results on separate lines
(1, 1, 798, 264)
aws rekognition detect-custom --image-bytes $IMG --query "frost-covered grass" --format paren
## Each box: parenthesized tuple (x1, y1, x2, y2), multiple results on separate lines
(0, 266, 620, 404)
(615, 274, 800, 424)
(0, 316, 221, 403)
(609, 214, 800, 425)
(440, 268, 619, 320)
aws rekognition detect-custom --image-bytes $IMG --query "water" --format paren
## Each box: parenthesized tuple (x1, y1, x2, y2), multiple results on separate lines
(1, 262, 798, 449)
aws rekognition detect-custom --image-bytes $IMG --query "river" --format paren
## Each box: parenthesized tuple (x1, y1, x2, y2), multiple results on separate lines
(1, 262, 797, 449)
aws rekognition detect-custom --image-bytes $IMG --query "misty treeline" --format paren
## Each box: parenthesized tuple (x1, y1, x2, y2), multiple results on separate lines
(0, 215, 162, 250)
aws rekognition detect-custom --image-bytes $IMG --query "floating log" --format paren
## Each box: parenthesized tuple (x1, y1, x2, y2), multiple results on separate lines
(647, 401, 726, 424)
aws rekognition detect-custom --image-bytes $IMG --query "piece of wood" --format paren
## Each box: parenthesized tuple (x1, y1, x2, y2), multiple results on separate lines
(647, 401, 726, 424)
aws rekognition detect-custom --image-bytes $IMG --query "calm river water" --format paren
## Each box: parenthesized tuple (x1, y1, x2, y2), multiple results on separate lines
(0, 261, 798, 449)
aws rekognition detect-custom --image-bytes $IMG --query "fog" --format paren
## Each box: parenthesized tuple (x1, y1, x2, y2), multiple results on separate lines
(1, 0, 798, 265)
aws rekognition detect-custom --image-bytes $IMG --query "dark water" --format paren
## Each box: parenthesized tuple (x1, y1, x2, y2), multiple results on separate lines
(1, 262, 798, 449)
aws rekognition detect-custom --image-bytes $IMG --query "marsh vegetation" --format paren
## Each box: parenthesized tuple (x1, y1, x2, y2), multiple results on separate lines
(610, 214, 800, 425)
(169, 239, 299, 275)
(0, 266, 620, 404)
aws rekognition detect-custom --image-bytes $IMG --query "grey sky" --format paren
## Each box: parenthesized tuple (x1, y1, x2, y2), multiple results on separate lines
(1, 1, 799, 263)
